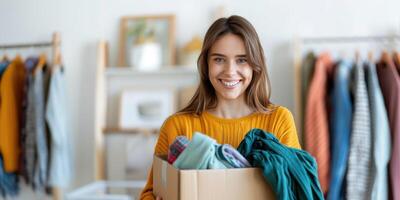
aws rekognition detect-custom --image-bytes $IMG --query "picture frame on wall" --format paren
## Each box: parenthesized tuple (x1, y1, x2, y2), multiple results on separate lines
(119, 14, 176, 70)
(118, 88, 176, 129)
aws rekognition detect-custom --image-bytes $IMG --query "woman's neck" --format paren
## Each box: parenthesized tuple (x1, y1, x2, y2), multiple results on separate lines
(208, 97, 254, 119)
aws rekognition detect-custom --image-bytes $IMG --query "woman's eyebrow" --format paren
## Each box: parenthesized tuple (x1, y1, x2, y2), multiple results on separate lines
(235, 54, 247, 58)
(209, 53, 226, 57)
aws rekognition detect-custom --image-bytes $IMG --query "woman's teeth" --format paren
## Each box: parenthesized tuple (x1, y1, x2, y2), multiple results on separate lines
(221, 80, 240, 87)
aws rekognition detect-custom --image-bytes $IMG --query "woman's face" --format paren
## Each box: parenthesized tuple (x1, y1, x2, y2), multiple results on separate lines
(208, 33, 253, 102)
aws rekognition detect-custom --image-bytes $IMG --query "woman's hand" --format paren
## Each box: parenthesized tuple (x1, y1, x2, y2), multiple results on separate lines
(156, 196, 163, 200)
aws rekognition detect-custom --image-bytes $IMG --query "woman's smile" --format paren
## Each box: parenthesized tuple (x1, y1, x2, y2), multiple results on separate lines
(219, 79, 241, 89)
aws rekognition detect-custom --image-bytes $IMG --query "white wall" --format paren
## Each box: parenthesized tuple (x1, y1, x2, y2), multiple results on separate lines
(1, 0, 400, 198)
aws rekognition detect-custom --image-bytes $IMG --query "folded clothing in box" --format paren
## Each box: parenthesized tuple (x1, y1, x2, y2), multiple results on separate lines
(171, 132, 250, 170)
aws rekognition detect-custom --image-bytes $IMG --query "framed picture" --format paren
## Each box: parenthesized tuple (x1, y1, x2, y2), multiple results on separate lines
(118, 88, 176, 129)
(119, 14, 176, 69)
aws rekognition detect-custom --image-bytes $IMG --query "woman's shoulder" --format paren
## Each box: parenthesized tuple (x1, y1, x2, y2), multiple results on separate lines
(256, 105, 294, 119)
(254, 105, 296, 131)
(161, 112, 198, 129)
(159, 112, 200, 138)
(165, 112, 199, 122)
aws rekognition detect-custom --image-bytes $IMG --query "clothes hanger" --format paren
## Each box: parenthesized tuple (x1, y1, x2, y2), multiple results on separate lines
(381, 50, 389, 64)
(34, 53, 47, 75)
(354, 49, 360, 63)
(395, 37, 400, 64)
(1, 49, 9, 62)
(1, 55, 8, 62)
(14, 53, 23, 62)
(392, 50, 400, 74)
(367, 51, 374, 63)
(393, 50, 400, 67)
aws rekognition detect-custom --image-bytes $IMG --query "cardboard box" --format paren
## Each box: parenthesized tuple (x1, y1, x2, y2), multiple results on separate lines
(153, 155, 276, 200)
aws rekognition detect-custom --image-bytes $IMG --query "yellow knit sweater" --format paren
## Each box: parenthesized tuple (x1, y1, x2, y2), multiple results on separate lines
(0, 57, 25, 172)
(140, 106, 301, 200)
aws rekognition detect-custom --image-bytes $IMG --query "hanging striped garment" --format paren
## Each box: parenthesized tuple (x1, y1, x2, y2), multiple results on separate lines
(346, 61, 373, 200)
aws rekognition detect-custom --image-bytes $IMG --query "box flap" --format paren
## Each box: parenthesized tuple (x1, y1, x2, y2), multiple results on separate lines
(153, 155, 179, 200)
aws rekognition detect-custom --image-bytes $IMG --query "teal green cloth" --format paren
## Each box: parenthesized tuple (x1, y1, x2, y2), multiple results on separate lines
(237, 128, 323, 200)
(173, 132, 227, 169)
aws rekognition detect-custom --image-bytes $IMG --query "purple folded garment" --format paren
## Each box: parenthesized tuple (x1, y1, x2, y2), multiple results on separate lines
(217, 144, 251, 168)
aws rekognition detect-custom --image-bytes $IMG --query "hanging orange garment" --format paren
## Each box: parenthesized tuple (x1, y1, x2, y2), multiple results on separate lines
(0, 56, 26, 172)
(304, 52, 333, 194)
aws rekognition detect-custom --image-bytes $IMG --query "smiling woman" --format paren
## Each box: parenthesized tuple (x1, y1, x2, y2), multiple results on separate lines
(140, 15, 301, 200)
(179, 15, 272, 117)
(207, 33, 254, 109)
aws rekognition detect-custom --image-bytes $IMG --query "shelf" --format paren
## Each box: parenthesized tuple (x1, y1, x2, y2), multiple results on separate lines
(105, 66, 198, 77)
(103, 127, 159, 135)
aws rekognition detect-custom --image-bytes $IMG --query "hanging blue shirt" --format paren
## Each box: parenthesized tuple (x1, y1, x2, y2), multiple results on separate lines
(365, 61, 391, 200)
(328, 60, 353, 200)
(0, 155, 19, 198)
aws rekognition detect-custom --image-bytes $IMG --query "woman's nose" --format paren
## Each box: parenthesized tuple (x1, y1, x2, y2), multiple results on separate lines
(225, 60, 238, 73)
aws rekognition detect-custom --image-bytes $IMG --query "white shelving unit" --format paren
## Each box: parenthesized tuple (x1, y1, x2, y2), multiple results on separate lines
(94, 40, 199, 180)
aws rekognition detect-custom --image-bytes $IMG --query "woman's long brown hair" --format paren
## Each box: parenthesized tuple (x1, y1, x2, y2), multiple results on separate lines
(178, 15, 274, 115)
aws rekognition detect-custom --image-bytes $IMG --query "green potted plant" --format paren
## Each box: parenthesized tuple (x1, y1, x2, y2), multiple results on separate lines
(127, 20, 162, 71)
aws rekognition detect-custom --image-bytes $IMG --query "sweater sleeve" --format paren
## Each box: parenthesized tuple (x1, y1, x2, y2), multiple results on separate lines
(139, 115, 180, 200)
(274, 107, 302, 149)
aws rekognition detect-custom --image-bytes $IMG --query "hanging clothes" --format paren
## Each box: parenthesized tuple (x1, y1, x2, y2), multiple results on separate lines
(346, 60, 373, 200)
(365, 61, 391, 200)
(0, 60, 19, 199)
(46, 66, 71, 187)
(22, 56, 50, 191)
(237, 128, 324, 200)
(393, 52, 400, 73)
(0, 155, 19, 198)
(0, 60, 8, 76)
(300, 52, 316, 135)
(42, 59, 53, 194)
(327, 60, 353, 200)
(301, 52, 316, 105)
(21, 57, 39, 185)
(376, 56, 400, 200)
(304, 52, 333, 194)
(31, 57, 49, 190)
(0, 56, 26, 172)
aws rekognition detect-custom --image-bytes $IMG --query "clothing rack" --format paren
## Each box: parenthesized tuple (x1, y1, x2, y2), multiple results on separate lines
(0, 32, 62, 66)
(0, 32, 62, 200)
(300, 35, 400, 44)
(0, 42, 53, 49)
(293, 34, 400, 144)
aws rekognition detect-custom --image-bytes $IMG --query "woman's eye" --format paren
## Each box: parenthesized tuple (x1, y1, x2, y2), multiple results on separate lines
(214, 57, 224, 63)
(237, 58, 247, 64)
